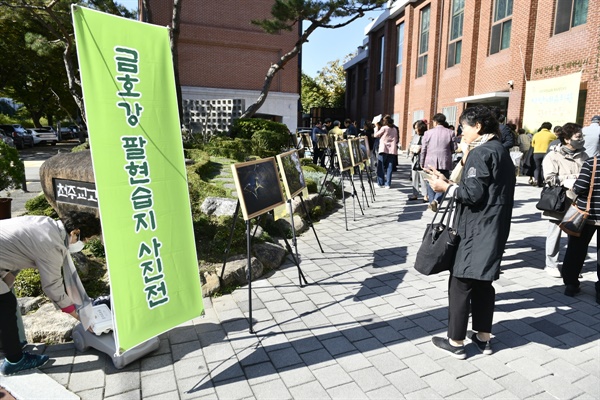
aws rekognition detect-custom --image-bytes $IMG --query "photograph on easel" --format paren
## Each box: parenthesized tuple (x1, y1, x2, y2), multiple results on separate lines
(359, 137, 369, 162)
(317, 133, 328, 149)
(335, 140, 353, 171)
(300, 133, 312, 150)
(276, 149, 307, 199)
(231, 158, 286, 220)
(349, 138, 362, 166)
(327, 134, 336, 150)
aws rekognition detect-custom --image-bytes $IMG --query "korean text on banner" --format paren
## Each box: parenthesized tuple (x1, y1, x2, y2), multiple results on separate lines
(522, 72, 582, 133)
(72, 6, 203, 353)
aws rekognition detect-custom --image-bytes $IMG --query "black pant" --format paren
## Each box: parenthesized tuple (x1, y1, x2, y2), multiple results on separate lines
(312, 142, 325, 167)
(0, 291, 22, 362)
(533, 153, 545, 186)
(448, 275, 495, 340)
(562, 224, 600, 286)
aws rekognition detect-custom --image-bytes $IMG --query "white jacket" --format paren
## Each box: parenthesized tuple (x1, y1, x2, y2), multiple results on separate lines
(0, 216, 73, 309)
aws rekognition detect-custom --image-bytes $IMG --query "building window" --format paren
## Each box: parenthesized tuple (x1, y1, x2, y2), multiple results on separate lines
(362, 66, 368, 95)
(376, 36, 385, 90)
(490, 0, 512, 55)
(554, 0, 588, 34)
(413, 110, 425, 124)
(417, 6, 430, 78)
(396, 23, 405, 85)
(447, 0, 464, 68)
(442, 106, 458, 127)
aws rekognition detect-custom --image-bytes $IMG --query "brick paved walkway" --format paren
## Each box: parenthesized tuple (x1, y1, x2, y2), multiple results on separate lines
(3, 156, 599, 399)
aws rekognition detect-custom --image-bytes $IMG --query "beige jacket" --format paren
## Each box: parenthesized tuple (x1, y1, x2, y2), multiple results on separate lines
(0, 216, 73, 309)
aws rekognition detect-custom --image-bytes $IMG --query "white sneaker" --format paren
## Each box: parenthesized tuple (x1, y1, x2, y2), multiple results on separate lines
(545, 267, 561, 278)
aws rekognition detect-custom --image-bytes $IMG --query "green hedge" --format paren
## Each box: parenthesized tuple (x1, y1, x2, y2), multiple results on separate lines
(230, 118, 289, 140)
(203, 137, 251, 161)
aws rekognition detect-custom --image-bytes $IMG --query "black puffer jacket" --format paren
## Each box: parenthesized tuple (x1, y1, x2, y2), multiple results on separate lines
(452, 139, 516, 281)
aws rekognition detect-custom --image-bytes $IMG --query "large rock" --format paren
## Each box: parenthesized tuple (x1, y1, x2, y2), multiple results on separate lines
(253, 242, 287, 270)
(17, 296, 45, 315)
(222, 256, 264, 287)
(202, 272, 221, 297)
(275, 215, 308, 236)
(23, 303, 78, 344)
(39, 150, 101, 238)
(201, 197, 238, 217)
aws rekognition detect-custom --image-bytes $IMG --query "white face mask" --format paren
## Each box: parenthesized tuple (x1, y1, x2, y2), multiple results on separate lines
(68, 241, 85, 253)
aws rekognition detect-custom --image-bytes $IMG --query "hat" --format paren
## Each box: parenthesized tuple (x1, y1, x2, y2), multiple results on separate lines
(592, 115, 600, 123)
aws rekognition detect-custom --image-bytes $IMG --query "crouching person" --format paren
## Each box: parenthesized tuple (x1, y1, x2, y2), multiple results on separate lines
(0, 215, 93, 375)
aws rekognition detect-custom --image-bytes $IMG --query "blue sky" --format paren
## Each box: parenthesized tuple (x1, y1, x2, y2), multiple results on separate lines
(116, 0, 381, 78)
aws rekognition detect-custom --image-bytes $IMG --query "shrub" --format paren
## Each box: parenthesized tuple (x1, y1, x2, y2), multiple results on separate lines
(84, 237, 105, 258)
(305, 178, 318, 194)
(25, 194, 58, 217)
(310, 205, 323, 220)
(251, 129, 289, 158)
(0, 141, 25, 192)
(204, 137, 250, 161)
(71, 142, 90, 152)
(230, 118, 289, 140)
(14, 269, 42, 298)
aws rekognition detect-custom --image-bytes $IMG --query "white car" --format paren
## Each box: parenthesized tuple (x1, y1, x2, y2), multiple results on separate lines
(27, 128, 58, 146)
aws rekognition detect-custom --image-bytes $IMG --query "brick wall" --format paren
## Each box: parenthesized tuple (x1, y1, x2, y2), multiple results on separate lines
(147, 0, 299, 94)
(346, 0, 599, 147)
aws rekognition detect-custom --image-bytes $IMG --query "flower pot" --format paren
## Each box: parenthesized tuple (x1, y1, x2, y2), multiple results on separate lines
(0, 197, 12, 220)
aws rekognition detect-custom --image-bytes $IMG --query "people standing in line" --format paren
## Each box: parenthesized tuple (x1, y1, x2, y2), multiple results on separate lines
(517, 128, 533, 179)
(531, 122, 557, 187)
(582, 115, 600, 157)
(541, 123, 588, 278)
(329, 120, 344, 141)
(373, 115, 399, 188)
(372, 120, 382, 171)
(344, 119, 357, 138)
(427, 105, 516, 359)
(0, 216, 92, 375)
(408, 120, 428, 201)
(421, 113, 455, 211)
(561, 155, 600, 303)
(492, 108, 514, 149)
(311, 120, 326, 167)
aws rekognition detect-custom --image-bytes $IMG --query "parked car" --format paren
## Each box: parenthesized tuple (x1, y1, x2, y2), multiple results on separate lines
(0, 128, 16, 148)
(59, 126, 75, 140)
(0, 124, 33, 149)
(26, 128, 58, 146)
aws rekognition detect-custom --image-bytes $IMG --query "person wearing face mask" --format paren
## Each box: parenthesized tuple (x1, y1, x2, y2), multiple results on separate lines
(0, 215, 94, 375)
(541, 123, 588, 278)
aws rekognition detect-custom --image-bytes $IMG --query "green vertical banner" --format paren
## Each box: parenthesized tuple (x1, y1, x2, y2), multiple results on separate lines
(72, 6, 203, 353)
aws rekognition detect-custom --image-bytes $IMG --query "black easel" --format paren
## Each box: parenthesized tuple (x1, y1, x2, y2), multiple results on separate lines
(362, 161, 376, 202)
(292, 193, 324, 253)
(219, 203, 307, 333)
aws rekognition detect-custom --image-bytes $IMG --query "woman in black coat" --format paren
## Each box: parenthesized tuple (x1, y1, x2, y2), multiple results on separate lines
(427, 105, 516, 359)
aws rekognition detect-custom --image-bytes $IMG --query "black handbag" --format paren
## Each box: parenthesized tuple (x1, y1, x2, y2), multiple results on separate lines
(414, 190, 460, 275)
(536, 181, 567, 212)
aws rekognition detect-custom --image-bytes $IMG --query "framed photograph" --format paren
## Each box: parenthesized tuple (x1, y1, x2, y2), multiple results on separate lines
(358, 137, 369, 162)
(327, 133, 336, 150)
(301, 133, 312, 150)
(231, 158, 286, 220)
(317, 133, 328, 149)
(276, 149, 307, 199)
(335, 140, 353, 171)
(349, 138, 362, 166)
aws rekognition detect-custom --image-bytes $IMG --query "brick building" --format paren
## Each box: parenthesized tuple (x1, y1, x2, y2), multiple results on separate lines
(345, 0, 599, 148)
(142, 0, 301, 132)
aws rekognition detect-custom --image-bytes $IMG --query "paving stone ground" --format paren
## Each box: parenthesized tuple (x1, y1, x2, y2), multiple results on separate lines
(4, 156, 600, 400)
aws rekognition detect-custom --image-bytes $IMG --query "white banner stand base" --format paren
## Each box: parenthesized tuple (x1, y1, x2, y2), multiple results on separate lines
(71, 323, 160, 369)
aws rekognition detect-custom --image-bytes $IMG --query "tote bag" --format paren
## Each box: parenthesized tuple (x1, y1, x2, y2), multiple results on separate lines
(414, 190, 460, 275)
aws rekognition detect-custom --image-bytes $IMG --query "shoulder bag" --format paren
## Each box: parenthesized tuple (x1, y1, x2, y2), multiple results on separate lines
(559, 156, 596, 237)
(414, 189, 460, 275)
(536, 177, 567, 212)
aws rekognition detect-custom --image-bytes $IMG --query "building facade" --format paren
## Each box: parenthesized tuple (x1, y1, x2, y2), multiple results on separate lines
(345, 0, 599, 148)
(143, 0, 301, 132)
